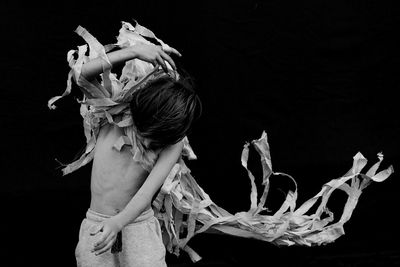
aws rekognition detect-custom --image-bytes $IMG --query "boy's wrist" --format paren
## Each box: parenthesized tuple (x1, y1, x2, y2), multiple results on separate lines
(112, 213, 126, 231)
(108, 47, 137, 66)
(124, 46, 138, 60)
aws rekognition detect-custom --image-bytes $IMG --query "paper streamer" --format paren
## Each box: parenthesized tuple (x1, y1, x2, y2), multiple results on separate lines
(154, 131, 393, 261)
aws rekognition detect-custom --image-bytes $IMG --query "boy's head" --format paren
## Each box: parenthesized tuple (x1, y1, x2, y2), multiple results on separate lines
(130, 74, 202, 151)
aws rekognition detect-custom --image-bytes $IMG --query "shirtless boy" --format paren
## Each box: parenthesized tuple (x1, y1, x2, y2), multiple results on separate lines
(68, 40, 201, 266)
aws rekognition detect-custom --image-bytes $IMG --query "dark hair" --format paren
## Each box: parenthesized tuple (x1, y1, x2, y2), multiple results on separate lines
(130, 73, 202, 151)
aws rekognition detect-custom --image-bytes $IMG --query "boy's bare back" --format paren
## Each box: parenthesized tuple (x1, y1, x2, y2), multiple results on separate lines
(90, 124, 152, 216)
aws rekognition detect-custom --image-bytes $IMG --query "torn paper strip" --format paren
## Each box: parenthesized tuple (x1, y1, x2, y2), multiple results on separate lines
(153, 131, 393, 261)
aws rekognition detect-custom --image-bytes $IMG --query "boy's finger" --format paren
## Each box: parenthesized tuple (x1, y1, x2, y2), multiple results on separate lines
(94, 232, 111, 248)
(152, 62, 160, 71)
(93, 234, 114, 252)
(151, 59, 159, 68)
(160, 51, 176, 70)
(156, 55, 168, 73)
(164, 47, 182, 57)
(90, 225, 103, 236)
(95, 240, 114, 256)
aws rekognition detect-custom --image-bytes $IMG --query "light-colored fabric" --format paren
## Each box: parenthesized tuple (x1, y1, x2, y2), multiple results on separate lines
(76, 208, 167, 267)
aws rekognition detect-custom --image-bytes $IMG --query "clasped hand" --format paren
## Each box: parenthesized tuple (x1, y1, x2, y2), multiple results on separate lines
(90, 217, 122, 255)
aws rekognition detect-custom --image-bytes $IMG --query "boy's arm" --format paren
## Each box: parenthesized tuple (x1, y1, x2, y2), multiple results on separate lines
(116, 140, 183, 226)
(91, 140, 184, 255)
(81, 43, 177, 81)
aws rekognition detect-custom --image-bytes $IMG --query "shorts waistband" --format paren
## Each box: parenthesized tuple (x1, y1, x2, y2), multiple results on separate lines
(86, 208, 154, 225)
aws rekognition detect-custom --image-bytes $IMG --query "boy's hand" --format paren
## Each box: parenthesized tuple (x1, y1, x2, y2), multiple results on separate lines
(90, 217, 122, 255)
(128, 43, 179, 73)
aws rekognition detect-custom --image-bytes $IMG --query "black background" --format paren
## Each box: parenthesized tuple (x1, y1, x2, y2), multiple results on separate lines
(2, 0, 400, 266)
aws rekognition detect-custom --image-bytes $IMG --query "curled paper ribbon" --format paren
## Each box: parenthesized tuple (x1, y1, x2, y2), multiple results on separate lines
(153, 131, 393, 262)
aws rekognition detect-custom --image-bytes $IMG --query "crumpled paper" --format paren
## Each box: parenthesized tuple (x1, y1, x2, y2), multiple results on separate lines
(153, 131, 393, 262)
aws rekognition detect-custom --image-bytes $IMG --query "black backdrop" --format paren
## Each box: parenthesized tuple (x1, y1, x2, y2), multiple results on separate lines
(2, 0, 400, 266)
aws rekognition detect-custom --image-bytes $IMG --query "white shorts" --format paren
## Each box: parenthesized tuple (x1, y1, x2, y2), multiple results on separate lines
(75, 208, 167, 267)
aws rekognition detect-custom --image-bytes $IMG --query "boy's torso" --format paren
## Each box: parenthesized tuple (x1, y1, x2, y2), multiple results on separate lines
(89, 124, 151, 216)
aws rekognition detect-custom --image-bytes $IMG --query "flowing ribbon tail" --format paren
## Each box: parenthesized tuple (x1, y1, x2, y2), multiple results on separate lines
(153, 131, 393, 262)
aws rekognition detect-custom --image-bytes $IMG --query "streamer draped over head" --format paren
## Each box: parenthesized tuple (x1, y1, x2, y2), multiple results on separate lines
(48, 21, 393, 263)
(48, 21, 186, 173)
